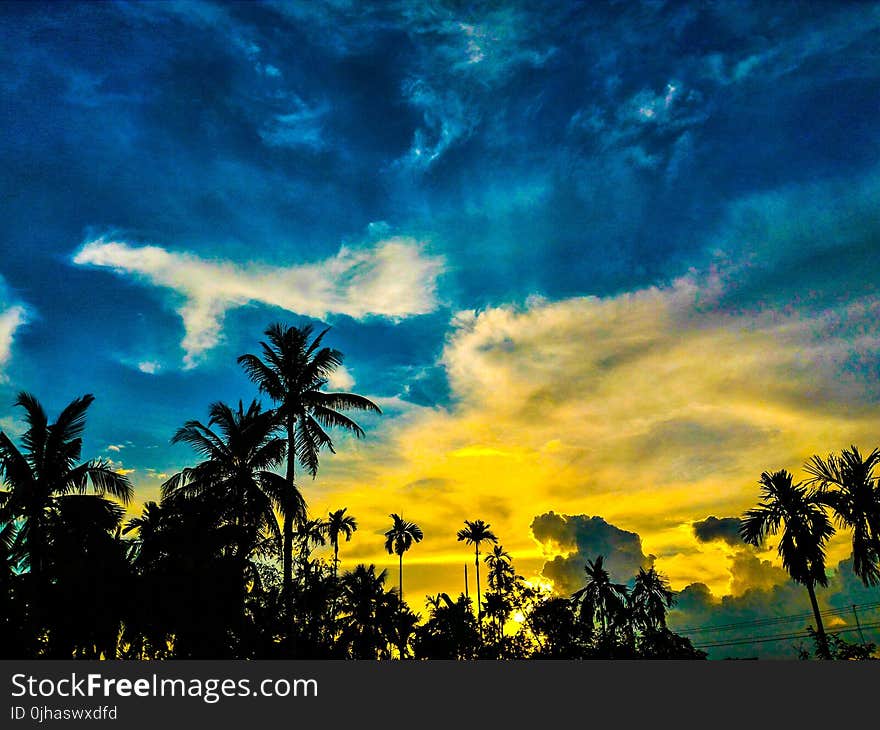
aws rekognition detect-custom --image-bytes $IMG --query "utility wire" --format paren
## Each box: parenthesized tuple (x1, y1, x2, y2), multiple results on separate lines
(694, 619, 880, 650)
(675, 600, 880, 635)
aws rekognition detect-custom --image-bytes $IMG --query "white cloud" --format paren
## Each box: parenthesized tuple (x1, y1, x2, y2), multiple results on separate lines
(326, 364, 355, 391)
(0, 302, 27, 382)
(73, 237, 444, 368)
(106, 458, 135, 476)
(137, 361, 161, 375)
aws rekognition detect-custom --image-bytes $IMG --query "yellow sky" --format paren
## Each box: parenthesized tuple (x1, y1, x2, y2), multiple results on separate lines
(130, 262, 878, 608)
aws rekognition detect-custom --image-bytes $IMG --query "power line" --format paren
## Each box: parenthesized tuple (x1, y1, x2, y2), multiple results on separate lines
(694, 619, 880, 650)
(675, 600, 880, 635)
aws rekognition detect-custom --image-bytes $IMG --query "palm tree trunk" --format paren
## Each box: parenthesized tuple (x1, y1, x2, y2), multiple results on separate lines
(283, 420, 295, 631)
(330, 539, 339, 647)
(475, 545, 482, 640)
(26, 511, 46, 656)
(398, 552, 405, 660)
(806, 580, 830, 659)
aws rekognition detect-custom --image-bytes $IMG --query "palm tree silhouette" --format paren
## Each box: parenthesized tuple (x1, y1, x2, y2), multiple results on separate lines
(162, 400, 293, 558)
(456, 519, 498, 635)
(337, 564, 396, 658)
(740, 469, 835, 659)
(0, 393, 132, 653)
(804, 446, 880, 586)
(384, 513, 423, 605)
(413, 592, 480, 660)
(630, 566, 674, 631)
(0, 393, 133, 580)
(324, 508, 357, 642)
(47, 495, 129, 658)
(297, 518, 327, 576)
(325, 508, 357, 581)
(238, 323, 380, 620)
(485, 544, 515, 593)
(161, 400, 293, 649)
(123, 495, 246, 658)
(571, 555, 628, 637)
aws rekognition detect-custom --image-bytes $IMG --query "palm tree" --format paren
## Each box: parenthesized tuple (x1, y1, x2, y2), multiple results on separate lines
(297, 518, 327, 575)
(804, 446, 880, 586)
(482, 590, 511, 647)
(46, 495, 129, 658)
(161, 400, 294, 649)
(123, 495, 244, 658)
(630, 567, 674, 631)
(0, 393, 132, 654)
(323, 508, 356, 643)
(740, 469, 835, 659)
(384, 513, 423, 605)
(571, 555, 629, 637)
(413, 592, 480, 660)
(0, 393, 132, 581)
(325, 508, 357, 581)
(337, 564, 397, 659)
(456, 519, 498, 634)
(485, 544, 515, 593)
(162, 400, 293, 558)
(238, 323, 380, 620)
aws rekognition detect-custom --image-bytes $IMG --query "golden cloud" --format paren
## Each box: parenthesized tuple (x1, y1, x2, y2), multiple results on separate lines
(309, 267, 879, 599)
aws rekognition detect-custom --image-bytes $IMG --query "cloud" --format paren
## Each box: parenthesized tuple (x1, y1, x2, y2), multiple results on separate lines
(394, 4, 556, 170)
(0, 304, 26, 379)
(531, 512, 652, 594)
(326, 364, 355, 391)
(399, 79, 478, 169)
(701, 4, 880, 86)
(106, 458, 135, 476)
(73, 237, 444, 367)
(669, 552, 880, 659)
(692, 516, 743, 547)
(305, 197, 880, 594)
(0, 279, 29, 381)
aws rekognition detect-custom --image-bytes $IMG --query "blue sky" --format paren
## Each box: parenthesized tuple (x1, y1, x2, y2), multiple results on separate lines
(2, 1, 880, 655)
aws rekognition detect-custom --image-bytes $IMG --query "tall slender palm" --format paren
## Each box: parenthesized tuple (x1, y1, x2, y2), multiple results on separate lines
(325, 508, 357, 581)
(238, 323, 380, 620)
(456, 519, 498, 634)
(571, 555, 629, 637)
(0, 394, 132, 581)
(804, 446, 880, 586)
(384, 513, 423, 604)
(325, 508, 357, 641)
(630, 567, 674, 631)
(740, 469, 835, 659)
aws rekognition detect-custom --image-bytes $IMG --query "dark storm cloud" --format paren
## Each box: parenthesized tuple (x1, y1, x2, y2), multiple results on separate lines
(692, 516, 744, 547)
(669, 554, 880, 659)
(531, 512, 652, 594)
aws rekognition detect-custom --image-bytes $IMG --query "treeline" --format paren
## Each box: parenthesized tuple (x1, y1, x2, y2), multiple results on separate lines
(0, 323, 877, 659)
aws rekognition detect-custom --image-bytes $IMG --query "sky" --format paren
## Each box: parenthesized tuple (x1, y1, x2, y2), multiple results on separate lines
(1, 0, 880, 657)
